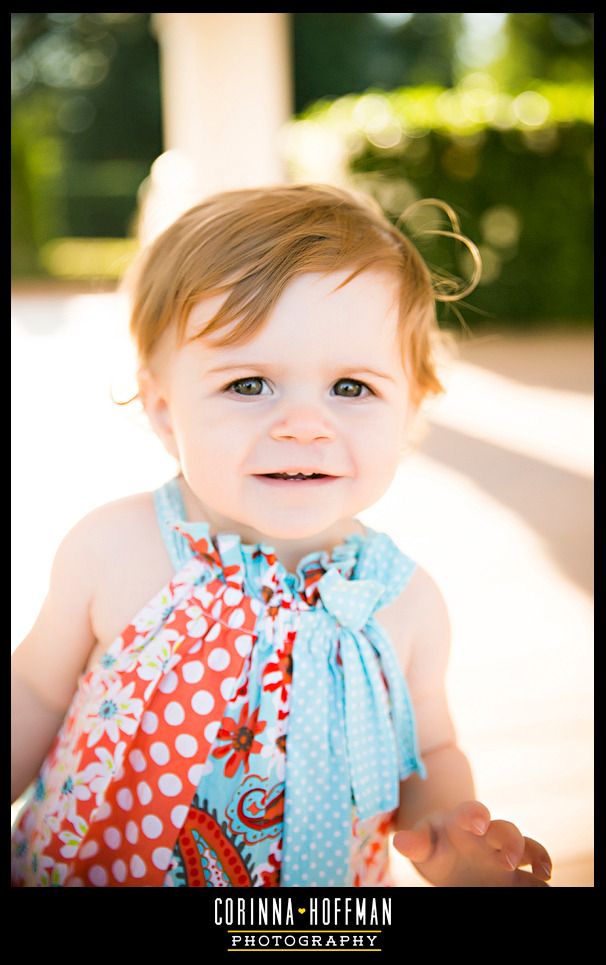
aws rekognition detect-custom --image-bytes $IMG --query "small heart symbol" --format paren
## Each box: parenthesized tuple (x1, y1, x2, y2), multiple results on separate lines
(298, 907, 306, 914)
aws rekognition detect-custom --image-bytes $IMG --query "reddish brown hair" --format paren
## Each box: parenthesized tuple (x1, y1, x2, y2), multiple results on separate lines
(123, 183, 475, 406)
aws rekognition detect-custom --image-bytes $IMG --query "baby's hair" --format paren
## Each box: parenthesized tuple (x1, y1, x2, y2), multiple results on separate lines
(121, 183, 481, 407)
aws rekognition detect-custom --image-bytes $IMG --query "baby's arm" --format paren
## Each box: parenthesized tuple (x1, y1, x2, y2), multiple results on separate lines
(389, 567, 552, 886)
(391, 567, 476, 826)
(11, 515, 97, 803)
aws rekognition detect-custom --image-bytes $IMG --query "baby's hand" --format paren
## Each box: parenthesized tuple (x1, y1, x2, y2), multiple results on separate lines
(392, 801, 552, 887)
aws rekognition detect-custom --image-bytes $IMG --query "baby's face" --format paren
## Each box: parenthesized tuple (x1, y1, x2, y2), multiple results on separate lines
(144, 269, 412, 542)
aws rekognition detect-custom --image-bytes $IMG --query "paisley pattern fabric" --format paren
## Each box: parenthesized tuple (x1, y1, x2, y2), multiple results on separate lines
(11, 477, 426, 887)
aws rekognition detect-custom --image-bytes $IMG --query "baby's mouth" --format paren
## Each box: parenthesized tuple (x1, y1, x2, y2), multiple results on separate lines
(262, 472, 327, 480)
(253, 472, 340, 485)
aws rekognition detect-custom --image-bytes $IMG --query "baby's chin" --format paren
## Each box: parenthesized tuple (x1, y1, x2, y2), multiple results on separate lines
(238, 505, 364, 546)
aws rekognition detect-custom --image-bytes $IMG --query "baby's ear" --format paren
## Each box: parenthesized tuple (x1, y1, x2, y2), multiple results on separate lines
(137, 366, 179, 460)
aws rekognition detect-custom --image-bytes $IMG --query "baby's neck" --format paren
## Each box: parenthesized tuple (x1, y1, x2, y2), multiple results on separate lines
(176, 476, 366, 573)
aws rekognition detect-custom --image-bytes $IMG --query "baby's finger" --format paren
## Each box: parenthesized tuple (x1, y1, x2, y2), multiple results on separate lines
(511, 868, 551, 888)
(393, 824, 436, 865)
(450, 800, 492, 836)
(519, 837, 552, 880)
(484, 820, 526, 870)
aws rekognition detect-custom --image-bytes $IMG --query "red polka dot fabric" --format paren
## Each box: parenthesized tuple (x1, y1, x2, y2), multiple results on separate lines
(11, 540, 261, 886)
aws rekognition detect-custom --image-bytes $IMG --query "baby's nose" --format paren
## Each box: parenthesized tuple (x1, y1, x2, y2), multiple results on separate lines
(269, 402, 336, 443)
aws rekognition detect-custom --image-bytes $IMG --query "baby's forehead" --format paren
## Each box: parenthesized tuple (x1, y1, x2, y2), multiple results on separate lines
(183, 269, 402, 346)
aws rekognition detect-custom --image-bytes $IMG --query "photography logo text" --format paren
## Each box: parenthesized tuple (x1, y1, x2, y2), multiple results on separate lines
(215, 895, 391, 951)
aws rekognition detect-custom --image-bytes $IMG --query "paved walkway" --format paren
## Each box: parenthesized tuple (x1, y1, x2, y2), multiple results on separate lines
(11, 288, 593, 886)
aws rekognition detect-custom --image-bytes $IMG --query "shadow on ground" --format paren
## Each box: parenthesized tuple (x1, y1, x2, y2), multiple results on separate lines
(421, 421, 594, 597)
(455, 330, 593, 394)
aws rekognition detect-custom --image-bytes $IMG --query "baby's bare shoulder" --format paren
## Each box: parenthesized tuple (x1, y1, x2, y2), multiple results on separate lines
(82, 491, 176, 648)
(75, 490, 160, 555)
(47, 488, 171, 630)
(12, 491, 167, 715)
(375, 564, 451, 678)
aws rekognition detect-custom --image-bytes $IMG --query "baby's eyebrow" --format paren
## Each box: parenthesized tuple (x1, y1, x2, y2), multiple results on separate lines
(204, 361, 396, 382)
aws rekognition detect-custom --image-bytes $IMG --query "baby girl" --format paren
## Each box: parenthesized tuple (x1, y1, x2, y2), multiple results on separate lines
(11, 183, 551, 887)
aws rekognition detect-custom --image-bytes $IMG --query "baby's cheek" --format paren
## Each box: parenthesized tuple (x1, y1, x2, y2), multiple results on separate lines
(357, 418, 402, 464)
(355, 436, 402, 499)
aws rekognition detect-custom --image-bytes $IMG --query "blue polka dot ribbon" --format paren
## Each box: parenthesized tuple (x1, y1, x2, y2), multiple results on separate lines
(281, 568, 427, 887)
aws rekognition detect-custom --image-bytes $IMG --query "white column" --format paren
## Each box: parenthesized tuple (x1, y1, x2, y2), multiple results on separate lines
(139, 13, 293, 242)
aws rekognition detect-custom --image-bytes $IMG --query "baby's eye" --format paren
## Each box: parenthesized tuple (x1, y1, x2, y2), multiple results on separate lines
(226, 377, 270, 396)
(332, 378, 373, 398)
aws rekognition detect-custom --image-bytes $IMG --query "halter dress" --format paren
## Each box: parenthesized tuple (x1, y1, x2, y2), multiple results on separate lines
(11, 476, 426, 887)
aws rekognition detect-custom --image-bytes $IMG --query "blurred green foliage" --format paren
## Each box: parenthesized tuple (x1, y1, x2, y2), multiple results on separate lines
(292, 13, 463, 110)
(11, 13, 161, 277)
(292, 13, 593, 111)
(11, 12, 593, 326)
(286, 80, 593, 326)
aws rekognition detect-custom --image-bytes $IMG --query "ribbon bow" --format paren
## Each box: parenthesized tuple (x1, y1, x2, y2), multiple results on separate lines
(316, 566, 384, 630)
(281, 568, 425, 886)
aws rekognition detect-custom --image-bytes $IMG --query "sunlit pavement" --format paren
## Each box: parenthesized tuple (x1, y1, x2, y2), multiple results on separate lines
(11, 287, 593, 887)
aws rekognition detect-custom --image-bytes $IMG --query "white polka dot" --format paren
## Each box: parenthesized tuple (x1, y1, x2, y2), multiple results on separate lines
(79, 840, 99, 860)
(164, 701, 185, 726)
(208, 647, 230, 671)
(188, 641, 202, 654)
(188, 615, 208, 637)
(150, 741, 170, 765)
(116, 788, 133, 811)
(158, 773, 182, 797)
(220, 676, 238, 700)
(142, 814, 163, 839)
(204, 720, 220, 744)
(125, 820, 139, 844)
(224, 587, 243, 606)
(137, 781, 153, 806)
(130, 854, 147, 879)
(141, 711, 158, 734)
(152, 847, 173, 871)
(206, 623, 221, 642)
(175, 733, 198, 758)
(191, 689, 214, 715)
(187, 759, 212, 785)
(159, 670, 178, 694)
(88, 865, 108, 887)
(235, 634, 253, 657)
(211, 601, 223, 620)
(92, 801, 112, 822)
(129, 749, 147, 773)
(228, 608, 245, 629)
(103, 827, 122, 850)
(112, 860, 127, 883)
(182, 660, 204, 684)
(171, 804, 189, 828)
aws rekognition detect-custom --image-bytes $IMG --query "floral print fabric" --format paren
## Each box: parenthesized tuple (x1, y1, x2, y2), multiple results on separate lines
(11, 481, 425, 887)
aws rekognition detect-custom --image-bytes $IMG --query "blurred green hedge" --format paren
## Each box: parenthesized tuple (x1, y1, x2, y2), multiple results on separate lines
(284, 81, 593, 327)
